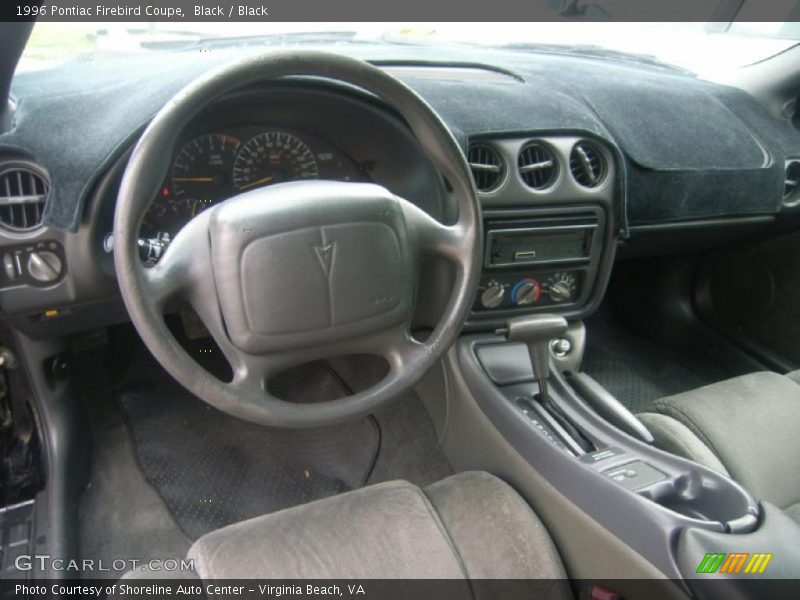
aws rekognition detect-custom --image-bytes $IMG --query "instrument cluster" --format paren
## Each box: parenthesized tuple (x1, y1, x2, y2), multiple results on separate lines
(139, 128, 365, 256)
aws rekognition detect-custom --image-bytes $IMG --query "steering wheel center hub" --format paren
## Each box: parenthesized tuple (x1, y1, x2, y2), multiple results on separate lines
(209, 181, 414, 354)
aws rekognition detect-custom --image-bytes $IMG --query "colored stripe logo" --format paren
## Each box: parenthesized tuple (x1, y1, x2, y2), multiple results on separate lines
(696, 552, 773, 574)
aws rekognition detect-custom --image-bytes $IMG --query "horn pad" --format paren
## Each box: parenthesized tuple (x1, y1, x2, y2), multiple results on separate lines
(209, 181, 413, 354)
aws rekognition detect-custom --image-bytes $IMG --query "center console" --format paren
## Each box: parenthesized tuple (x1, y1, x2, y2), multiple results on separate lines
(457, 323, 765, 582)
(440, 134, 800, 596)
(467, 319, 759, 529)
(452, 311, 800, 597)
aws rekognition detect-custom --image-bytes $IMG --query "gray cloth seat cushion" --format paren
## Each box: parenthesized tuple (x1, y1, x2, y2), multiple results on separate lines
(638, 371, 800, 521)
(186, 471, 568, 580)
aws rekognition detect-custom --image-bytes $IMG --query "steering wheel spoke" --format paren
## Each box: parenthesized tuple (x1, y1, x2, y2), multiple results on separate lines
(140, 254, 188, 308)
(228, 353, 271, 394)
(399, 196, 474, 268)
(336, 322, 424, 371)
(381, 326, 428, 373)
(140, 210, 213, 309)
(185, 282, 242, 370)
(190, 297, 297, 402)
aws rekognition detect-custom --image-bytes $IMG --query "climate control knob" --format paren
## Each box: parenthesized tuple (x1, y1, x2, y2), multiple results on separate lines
(547, 272, 577, 303)
(511, 278, 541, 306)
(480, 281, 505, 308)
(27, 251, 63, 283)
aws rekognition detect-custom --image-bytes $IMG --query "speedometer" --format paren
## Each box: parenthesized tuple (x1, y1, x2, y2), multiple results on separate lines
(232, 131, 319, 192)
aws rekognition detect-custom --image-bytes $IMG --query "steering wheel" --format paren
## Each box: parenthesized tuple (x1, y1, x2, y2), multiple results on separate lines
(114, 51, 482, 428)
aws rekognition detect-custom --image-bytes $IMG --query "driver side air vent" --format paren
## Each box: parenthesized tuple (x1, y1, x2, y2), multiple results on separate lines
(570, 142, 606, 188)
(784, 160, 800, 204)
(518, 142, 558, 190)
(467, 144, 505, 192)
(0, 162, 49, 232)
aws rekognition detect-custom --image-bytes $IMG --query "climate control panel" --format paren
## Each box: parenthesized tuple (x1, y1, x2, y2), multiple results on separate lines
(474, 271, 581, 312)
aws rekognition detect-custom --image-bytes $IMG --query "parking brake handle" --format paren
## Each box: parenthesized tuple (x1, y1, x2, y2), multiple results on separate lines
(567, 372, 655, 445)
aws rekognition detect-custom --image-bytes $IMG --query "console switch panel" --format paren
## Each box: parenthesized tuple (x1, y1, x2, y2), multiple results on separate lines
(603, 460, 666, 492)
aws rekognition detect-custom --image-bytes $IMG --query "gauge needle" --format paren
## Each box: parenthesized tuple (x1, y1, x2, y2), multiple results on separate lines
(173, 177, 215, 183)
(239, 175, 274, 190)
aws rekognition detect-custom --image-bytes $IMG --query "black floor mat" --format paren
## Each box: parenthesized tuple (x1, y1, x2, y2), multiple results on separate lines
(119, 358, 380, 540)
(582, 309, 727, 414)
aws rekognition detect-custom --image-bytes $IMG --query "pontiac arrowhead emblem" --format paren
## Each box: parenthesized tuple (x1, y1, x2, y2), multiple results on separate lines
(314, 243, 335, 277)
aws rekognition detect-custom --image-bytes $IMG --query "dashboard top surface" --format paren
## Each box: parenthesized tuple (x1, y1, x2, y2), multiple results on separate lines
(2, 43, 798, 233)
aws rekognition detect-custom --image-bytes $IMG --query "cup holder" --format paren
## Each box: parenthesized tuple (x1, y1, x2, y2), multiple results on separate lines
(638, 469, 758, 531)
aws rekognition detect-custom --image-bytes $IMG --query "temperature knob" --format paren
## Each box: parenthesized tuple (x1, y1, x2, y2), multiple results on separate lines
(480, 281, 505, 308)
(547, 272, 577, 303)
(511, 278, 541, 306)
(26, 251, 63, 283)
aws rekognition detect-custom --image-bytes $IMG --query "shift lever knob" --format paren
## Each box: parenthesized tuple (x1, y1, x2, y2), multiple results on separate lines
(497, 314, 568, 403)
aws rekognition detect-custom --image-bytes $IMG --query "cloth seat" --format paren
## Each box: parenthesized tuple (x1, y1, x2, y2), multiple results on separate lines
(124, 471, 570, 591)
(638, 370, 800, 523)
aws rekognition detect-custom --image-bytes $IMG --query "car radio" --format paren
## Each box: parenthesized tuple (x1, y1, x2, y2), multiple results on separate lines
(484, 219, 596, 268)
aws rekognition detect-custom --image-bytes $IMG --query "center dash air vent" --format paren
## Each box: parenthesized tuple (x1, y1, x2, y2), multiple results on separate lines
(0, 162, 49, 231)
(784, 160, 800, 203)
(518, 142, 558, 190)
(467, 144, 505, 192)
(570, 142, 606, 188)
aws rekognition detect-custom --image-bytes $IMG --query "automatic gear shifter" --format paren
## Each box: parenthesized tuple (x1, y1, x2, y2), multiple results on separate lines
(497, 314, 594, 453)
(496, 314, 568, 405)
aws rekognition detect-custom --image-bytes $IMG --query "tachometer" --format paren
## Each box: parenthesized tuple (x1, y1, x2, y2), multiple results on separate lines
(141, 133, 240, 240)
(232, 131, 319, 191)
(171, 133, 240, 201)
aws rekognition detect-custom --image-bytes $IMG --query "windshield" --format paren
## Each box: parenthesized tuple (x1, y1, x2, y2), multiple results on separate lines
(19, 21, 800, 78)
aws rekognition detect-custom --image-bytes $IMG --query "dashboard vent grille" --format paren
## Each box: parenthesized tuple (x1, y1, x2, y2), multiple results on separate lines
(467, 144, 505, 192)
(570, 142, 606, 188)
(784, 160, 800, 203)
(0, 163, 49, 231)
(518, 143, 558, 190)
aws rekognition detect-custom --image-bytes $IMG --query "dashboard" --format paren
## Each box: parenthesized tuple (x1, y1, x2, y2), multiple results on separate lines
(139, 127, 366, 261)
(0, 48, 798, 340)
